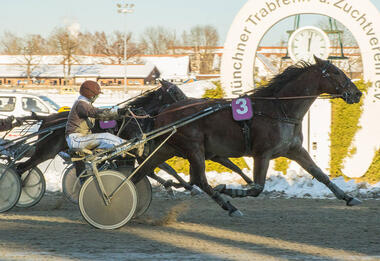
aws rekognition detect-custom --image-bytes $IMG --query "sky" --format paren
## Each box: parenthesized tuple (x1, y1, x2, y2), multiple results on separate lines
(1, 0, 380, 46)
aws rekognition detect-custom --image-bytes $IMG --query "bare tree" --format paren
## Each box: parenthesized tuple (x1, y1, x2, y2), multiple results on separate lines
(317, 18, 361, 77)
(182, 25, 219, 73)
(18, 34, 46, 82)
(140, 26, 178, 55)
(0, 31, 22, 54)
(93, 31, 141, 63)
(49, 27, 81, 82)
(317, 19, 357, 47)
(77, 32, 97, 55)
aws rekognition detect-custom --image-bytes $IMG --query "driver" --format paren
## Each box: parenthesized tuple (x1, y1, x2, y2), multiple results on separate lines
(65, 80, 127, 152)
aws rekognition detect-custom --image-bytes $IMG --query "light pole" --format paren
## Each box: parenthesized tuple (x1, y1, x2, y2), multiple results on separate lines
(117, 1, 135, 94)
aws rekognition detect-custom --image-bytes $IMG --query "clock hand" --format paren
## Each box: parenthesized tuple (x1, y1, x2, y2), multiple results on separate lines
(307, 32, 313, 52)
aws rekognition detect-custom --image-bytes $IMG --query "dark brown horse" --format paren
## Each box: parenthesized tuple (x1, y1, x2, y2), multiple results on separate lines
(132, 57, 363, 216)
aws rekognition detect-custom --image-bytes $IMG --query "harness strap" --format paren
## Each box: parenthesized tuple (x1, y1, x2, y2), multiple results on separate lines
(254, 111, 301, 125)
(155, 100, 223, 117)
(238, 120, 252, 154)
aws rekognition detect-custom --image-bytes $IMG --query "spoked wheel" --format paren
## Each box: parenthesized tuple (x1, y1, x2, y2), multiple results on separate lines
(16, 167, 46, 208)
(78, 170, 137, 230)
(62, 163, 92, 204)
(0, 164, 21, 213)
(117, 166, 152, 218)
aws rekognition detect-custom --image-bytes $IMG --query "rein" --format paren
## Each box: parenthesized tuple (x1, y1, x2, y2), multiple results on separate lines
(247, 93, 342, 100)
(153, 93, 342, 120)
(252, 94, 342, 100)
(154, 100, 228, 117)
(115, 86, 161, 107)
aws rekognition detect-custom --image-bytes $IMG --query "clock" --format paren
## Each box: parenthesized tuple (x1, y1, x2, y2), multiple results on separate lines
(288, 26, 330, 63)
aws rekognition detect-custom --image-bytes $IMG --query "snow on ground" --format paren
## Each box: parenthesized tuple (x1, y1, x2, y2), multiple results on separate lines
(23, 85, 380, 199)
(39, 156, 380, 199)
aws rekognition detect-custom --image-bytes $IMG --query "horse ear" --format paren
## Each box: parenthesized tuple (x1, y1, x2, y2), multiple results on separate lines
(160, 79, 169, 86)
(313, 55, 323, 66)
(161, 79, 173, 88)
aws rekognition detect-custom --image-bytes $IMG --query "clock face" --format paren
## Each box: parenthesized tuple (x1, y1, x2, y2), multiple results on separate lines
(288, 26, 330, 63)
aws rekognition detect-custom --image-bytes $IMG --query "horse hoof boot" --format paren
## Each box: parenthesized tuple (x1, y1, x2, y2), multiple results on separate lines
(346, 197, 362, 206)
(214, 184, 226, 193)
(229, 209, 244, 217)
(190, 185, 203, 196)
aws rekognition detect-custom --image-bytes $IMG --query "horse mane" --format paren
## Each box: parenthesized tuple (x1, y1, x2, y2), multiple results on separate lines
(252, 61, 315, 97)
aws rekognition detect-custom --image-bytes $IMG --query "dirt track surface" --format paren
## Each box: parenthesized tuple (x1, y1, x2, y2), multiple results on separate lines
(0, 190, 379, 261)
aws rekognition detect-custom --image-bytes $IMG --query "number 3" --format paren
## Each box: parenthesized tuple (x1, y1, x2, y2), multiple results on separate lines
(236, 98, 248, 115)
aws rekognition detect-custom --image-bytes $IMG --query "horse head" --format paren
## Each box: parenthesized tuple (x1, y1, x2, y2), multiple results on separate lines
(159, 79, 187, 103)
(314, 55, 362, 104)
(124, 80, 187, 117)
(118, 81, 189, 140)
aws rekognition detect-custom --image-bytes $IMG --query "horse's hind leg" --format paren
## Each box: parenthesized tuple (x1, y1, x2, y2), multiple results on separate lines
(157, 163, 202, 195)
(288, 147, 361, 206)
(211, 156, 253, 184)
(214, 156, 267, 198)
(188, 151, 243, 217)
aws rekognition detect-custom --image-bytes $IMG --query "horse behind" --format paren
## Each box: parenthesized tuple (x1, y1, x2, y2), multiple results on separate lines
(16, 83, 186, 175)
(133, 56, 363, 216)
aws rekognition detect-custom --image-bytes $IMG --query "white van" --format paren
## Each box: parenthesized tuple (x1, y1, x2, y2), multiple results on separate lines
(0, 92, 60, 138)
(0, 92, 59, 118)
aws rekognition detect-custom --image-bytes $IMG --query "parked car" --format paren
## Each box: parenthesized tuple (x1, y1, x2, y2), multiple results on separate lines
(0, 92, 61, 138)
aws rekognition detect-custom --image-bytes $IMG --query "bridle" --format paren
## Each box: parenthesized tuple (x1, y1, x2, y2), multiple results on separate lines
(164, 84, 186, 103)
(320, 61, 351, 100)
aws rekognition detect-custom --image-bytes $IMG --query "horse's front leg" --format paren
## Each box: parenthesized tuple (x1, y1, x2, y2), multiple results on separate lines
(214, 156, 268, 198)
(287, 147, 361, 206)
(188, 151, 243, 217)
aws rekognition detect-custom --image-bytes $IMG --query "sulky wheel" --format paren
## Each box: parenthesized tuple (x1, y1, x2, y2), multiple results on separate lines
(0, 164, 21, 213)
(16, 167, 46, 208)
(62, 164, 80, 204)
(62, 163, 91, 204)
(117, 166, 152, 218)
(78, 170, 137, 230)
(62, 162, 109, 204)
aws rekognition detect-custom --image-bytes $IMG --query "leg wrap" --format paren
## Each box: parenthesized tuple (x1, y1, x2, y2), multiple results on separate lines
(211, 190, 229, 210)
(214, 183, 264, 198)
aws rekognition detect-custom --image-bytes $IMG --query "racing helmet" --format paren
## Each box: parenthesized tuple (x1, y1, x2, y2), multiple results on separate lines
(79, 80, 102, 102)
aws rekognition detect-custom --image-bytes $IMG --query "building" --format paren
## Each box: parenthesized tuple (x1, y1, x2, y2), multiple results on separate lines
(0, 47, 363, 87)
(140, 55, 190, 83)
(0, 62, 160, 87)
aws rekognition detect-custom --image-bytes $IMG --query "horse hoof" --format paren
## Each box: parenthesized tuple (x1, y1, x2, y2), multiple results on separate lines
(229, 209, 244, 217)
(346, 197, 362, 206)
(190, 185, 203, 196)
